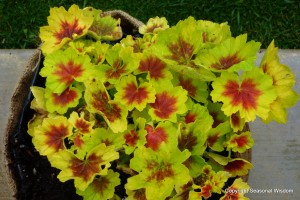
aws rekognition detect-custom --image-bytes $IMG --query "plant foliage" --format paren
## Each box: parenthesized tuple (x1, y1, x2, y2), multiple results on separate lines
(28, 4, 299, 200)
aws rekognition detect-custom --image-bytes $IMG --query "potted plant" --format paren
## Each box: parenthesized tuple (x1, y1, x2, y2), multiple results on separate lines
(7, 4, 299, 200)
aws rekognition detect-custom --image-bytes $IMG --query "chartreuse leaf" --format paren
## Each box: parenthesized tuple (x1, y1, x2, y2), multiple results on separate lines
(149, 81, 188, 122)
(88, 42, 110, 65)
(136, 50, 173, 82)
(93, 127, 125, 149)
(183, 155, 207, 178)
(210, 68, 277, 122)
(178, 121, 210, 156)
(84, 77, 128, 133)
(32, 115, 73, 156)
(220, 178, 250, 200)
(227, 131, 254, 153)
(28, 86, 49, 136)
(260, 40, 299, 123)
(189, 165, 230, 199)
(98, 44, 141, 84)
(195, 34, 261, 72)
(45, 86, 82, 114)
(39, 4, 94, 55)
(40, 47, 94, 94)
(196, 20, 231, 48)
(126, 144, 191, 200)
(48, 143, 119, 191)
(123, 118, 147, 155)
(120, 35, 154, 53)
(139, 16, 169, 35)
(172, 71, 208, 103)
(206, 121, 231, 152)
(207, 101, 229, 128)
(183, 99, 213, 133)
(114, 74, 156, 111)
(68, 39, 94, 55)
(83, 7, 122, 41)
(145, 121, 178, 151)
(151, 16, 216, 81)
(30, 86, 47, 113)
(230, 112, 246, 132)
(68, 111, 94, 134)
(223, 158, 253, 177)
(76, 169, 120, 200)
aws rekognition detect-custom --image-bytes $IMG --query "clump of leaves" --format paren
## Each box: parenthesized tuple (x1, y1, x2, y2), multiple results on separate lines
(28, 4, 299, 200)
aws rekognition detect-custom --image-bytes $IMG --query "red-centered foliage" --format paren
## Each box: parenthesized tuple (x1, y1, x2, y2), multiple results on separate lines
(133, 189, 147, 200)
(209, 111, 225, 128)
(146, 163, 174, 182)
(230, 113, 240, 127)
(54, 19, 84, 44)
(45, 124, 70, 151)
(125, 130, 140, 146)
(223, 79, 262, 110)
(75, 119, 90, 133)
(178, 131, 198, 152)
(185, 112, 197, 124)
(168, 37, 194, 64)
(73, 134, 84, 148)
(124, 82, 149, 104)
(211, 54, 240, 70)
(230, 135, 248, 148)
(145, 125, 168, 151)
(54, 61, 84, 86)
(150, 92, 177, 119)
(91, 92, 122, 122)
(179, 75, 197, 97)
(106, 59, 127, 79)
(138, 56, 166, 80)
(207, 134, 220, 147)
(224, 160, 245, 173)
(92, 176, 110, 193)
(52, 88, 78, 106)
(70, 153, 102, 181)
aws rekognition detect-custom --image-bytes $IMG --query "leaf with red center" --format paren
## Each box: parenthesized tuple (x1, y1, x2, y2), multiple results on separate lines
(84, 78, 128, 133)
(114, 74, 156, 111)
(178, 122, 209, 155)
(98, 44, 140, 84)
(139, 16, 169, 34)
(223, 158, 253, 177)
(126, 188, 147, 200)
(93, 128, 125, 149)
(127, 145, 191, 200)
(183, 99, 213, 134)
(207, 122, 231, 152)
(83, 7, 122, 41)
(41, 47, 94, 94)
(149, 82, 188, 122)
(227, 131, 254, 153)
(89, 42, 109, 65)
(195, 34, 261, 72)
(48, 143, 119, 191)
(211, 68, 277, 122)
(207, 101, 229, 128)
(76, 169, 120, 200)
(39, 5, 94, 55)
(45, 86, 82, 114)
(152, 17, 216, 81)
(32, 116, 72, 156)
(145, 121, 177, 151)
(123, 118, 147, 154)
(259, 40, 299, 123)
(172, 72, 208, 103)
(220, 178, 250, 200)
(69, 112, 94, 134)
(196, 20, 231, 47)
(137, 53, 172, 81)
(230, 112, 246, 132)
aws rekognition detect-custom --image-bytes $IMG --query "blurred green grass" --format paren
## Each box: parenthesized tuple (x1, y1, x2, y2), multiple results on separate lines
(0, 0, 299, 49)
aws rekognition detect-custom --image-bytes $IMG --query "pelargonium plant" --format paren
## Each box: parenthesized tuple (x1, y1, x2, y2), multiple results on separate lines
(28, 4, 298, 200)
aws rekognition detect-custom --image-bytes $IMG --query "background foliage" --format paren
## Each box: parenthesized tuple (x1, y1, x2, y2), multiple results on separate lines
(0, 0, 299, 49)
